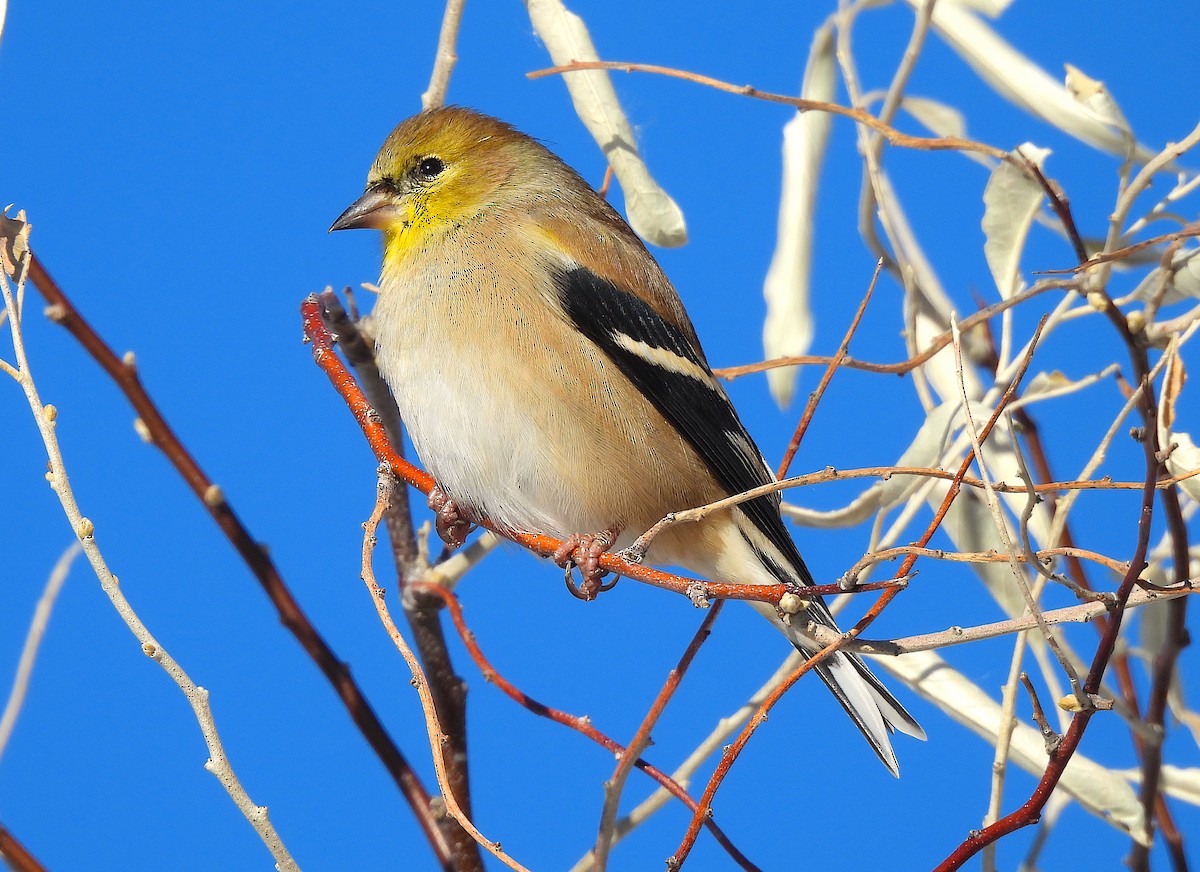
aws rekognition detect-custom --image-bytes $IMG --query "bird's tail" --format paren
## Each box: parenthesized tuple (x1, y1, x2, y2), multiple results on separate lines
(808, 646, 925, 776)
(763, 600, 926, 776)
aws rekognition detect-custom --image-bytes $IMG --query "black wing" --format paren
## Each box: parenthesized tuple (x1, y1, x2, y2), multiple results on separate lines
(554, 265, 814, 586)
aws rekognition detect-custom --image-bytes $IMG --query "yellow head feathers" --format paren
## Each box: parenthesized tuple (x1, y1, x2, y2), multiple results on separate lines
(331, 107, 564, 257)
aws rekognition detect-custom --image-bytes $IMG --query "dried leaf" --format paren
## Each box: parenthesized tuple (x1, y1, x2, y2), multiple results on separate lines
(1131, 246, 1200, 305)
(982, 144, 1049, 299)
(912, 0, 1154, 161)
(762, 23, 834, 407)
(525, 0, 687, 247)
(901, 95, 967, 139)
(1064, 63, 1132, 142)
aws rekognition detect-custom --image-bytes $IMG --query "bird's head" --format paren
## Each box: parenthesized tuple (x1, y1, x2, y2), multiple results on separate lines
(330, 106, 531, 262)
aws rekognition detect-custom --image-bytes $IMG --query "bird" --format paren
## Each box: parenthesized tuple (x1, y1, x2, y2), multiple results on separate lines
(330, 105, 925, 774)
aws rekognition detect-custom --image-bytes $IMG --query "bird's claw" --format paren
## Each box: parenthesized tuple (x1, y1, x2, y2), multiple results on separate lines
(554, 529, 620, 601)
(428, 485, 473, 548)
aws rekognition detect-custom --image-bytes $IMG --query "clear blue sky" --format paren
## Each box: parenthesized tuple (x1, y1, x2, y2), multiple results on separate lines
(2, 2, 1197, 870)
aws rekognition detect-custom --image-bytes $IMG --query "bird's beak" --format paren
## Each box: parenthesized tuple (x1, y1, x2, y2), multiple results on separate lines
(329, 186, 407, 232)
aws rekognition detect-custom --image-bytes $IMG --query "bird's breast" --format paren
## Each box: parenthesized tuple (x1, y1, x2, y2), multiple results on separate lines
(370, 242, 718, 544)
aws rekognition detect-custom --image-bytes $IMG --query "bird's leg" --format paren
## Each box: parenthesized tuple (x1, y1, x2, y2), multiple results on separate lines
(554, 527, 621, 601)
(427, 484, 473, 548)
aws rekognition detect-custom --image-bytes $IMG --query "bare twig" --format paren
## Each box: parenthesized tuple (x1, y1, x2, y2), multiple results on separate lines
(776, 259, 881, 478)
(415, 583, 760, 871)
(21, 255, 448, 864)
(421, 0, 467, 109)
(360, 470, 527, 872)
(592, 606, 723, 871)
(3, 223, 299, 872)
(0, 820, 46, 872)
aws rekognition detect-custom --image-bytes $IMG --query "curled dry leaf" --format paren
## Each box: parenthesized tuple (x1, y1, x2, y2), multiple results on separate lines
(1131, 246, 1200, 305)
(762, 23, 834, 407)
(524, 0, 687, 247)
(911, 0, 1155, 161)
(1064, 63, 1132, 143)
(981, 143, 1050, 300)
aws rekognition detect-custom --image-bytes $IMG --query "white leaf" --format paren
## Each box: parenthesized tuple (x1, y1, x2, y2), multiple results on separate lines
(901, 95, 968, 139)
(1064, 63, 1132, 142)
(1117, 765, 1200, 807)
(1131, 246, 1200, 305)
(525, 0, 687, 247)
(878, 401, 965, 508)
(945, 0, 1014, 16)
(762, 24, 834, 407)
(982, 144, 1049, 299)
(878, 649, 1150, 843)
(912, 1, 1154, 161)
(1164, 431, 1200, 502)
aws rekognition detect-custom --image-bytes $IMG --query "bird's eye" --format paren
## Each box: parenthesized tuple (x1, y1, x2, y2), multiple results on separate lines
(417, 156, 445, 179)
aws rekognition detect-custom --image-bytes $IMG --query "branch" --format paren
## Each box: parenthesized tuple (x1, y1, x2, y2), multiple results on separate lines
(20, 251, 449, 867)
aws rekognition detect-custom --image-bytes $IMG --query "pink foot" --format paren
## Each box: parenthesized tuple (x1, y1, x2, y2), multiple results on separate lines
(428, 485, 473, 548)
(553, 528, 620, 601)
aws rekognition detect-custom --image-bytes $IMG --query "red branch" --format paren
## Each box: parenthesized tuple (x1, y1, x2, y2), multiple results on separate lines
(413, 584, 760, 870)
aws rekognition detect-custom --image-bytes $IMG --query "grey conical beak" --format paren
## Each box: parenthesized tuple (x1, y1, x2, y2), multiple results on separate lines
(330, 186, 406, 232)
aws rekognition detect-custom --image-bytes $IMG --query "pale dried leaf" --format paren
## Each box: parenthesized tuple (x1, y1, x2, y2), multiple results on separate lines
(1064, 63, 1132, 141)
(763, 24, 834, 407)
(1162, 352, 1186, 430)
(945, 0, 1014, 16)
(1164, 431, 1200, 502)
(1132, 246, 1200, 305)
(1117, 765, 1200, 807)
(913, 1, 1155, 161)
(982, 144, 1049, 299)
(878, 649, 1150, 843)
(1018, 366, 1118, 406)
(901, 95, 967, 139)
(525, 0, 687, 247)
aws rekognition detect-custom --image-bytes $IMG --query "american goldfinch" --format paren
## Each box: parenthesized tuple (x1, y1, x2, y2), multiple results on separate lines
(331, 106, 924, 774)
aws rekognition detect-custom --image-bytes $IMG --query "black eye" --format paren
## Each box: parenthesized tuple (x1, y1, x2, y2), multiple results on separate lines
(417, 156, 445, 179)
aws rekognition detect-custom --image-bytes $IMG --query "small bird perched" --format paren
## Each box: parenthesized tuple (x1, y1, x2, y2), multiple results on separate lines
(331, 106, 924, 774)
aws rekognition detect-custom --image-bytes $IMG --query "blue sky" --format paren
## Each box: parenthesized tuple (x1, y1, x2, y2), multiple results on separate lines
(2, 2, 1197, 870)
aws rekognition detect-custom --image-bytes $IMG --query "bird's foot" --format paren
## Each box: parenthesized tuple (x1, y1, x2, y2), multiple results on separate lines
(427, 485, 474, 548)
(554, 528, 621, 601)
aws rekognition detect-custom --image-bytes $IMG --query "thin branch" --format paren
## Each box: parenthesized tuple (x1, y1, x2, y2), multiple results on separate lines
(714, 277, 1075, 380)
(421, 0, 466, 109)
(2, 225, 299, 872)
(812, 585, 1193, 657)
(527, 60, 1009, 162)
(360, 470, 527, 872)
(414, 583, 761, 871)
(592, 606, 723, 871)
(776, 259, 880, 478)
(0, 819, 46, 872)
(21, 255, 449, 863)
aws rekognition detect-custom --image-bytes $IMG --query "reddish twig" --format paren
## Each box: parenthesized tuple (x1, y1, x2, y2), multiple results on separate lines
(776, 259, 880, 479)
(935, 166, 1195, 869)
(593, 604, 726, 870)
(317, 291, 482, 870)
(668, 316, 1047, 868)
(0, 820, 46, 872)
(412, 584, 761, 872)
(527, 60, 1009, 163)
(716, 278, 1074, 381)
(25, 256, 452, 868)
